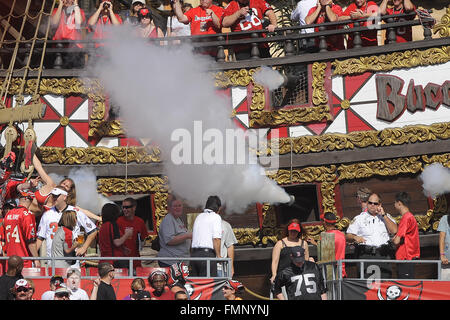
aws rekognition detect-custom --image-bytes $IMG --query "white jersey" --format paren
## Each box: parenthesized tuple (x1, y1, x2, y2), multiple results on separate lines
(37, 205, 97, 258)
(346, 211, 396, 247)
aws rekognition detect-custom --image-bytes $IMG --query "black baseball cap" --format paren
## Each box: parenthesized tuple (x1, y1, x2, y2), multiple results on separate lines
(290, 246, 305, 263)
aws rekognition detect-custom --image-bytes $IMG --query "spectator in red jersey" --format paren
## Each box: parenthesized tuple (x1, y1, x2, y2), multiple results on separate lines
(2, 191, 40, 268)
(98, 203, 133, 269)
(88, 0, 123, 47)
(221, 0, 277, 60)
(339, 0, 379, 48)
(380, 0, 416, 43)
(321, 212, 347, 277)
(173, 0, 223, 36)
(117, 197, 149, 270)
(305, 0, 344, 51)
(136, 7, 164, 39)
(148, 270, 175, 300)
(392, 192, 420, 279)
(0, 255, 24, 300)
(50, 0, 86, 68)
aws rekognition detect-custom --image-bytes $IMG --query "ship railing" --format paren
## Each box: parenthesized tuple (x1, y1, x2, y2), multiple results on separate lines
(0, 11, 437, 70)
(0, 255, 232, 280)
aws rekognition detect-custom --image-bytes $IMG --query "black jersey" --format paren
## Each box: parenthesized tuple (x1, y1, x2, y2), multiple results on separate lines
(274, 261, 327, 300)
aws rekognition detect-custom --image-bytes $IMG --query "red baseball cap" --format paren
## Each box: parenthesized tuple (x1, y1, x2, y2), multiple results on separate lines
(288, 222, 301, 232)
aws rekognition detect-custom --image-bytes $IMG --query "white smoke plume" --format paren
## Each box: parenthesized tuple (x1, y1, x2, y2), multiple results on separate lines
(49, 168, 112, 215)
(86, 26, 290, 213)
(419, 162, 450, 198)
(252, 66, 285, 91)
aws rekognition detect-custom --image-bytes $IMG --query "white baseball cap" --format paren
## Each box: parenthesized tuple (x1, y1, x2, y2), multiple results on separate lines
(51, 188, 68, 196)
(132, 0, 145, 4)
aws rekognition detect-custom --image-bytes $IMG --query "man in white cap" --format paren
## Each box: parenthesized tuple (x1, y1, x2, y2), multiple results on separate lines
(36, 186, 98, 267)
(54, 284, 71, 300)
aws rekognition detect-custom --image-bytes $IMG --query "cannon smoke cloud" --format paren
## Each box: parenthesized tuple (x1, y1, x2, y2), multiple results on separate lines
(85, 27, 290, 213)
(420, 162, 450, 198)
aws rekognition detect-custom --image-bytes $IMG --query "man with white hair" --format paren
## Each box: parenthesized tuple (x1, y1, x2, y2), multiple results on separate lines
(36, 186, 98, 267)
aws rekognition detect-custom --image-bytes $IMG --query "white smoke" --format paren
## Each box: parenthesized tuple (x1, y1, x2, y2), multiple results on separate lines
(419, 162, 450, 198)
(252, 66, 285, 91)
(50, 168, 112, 215)
(86, 26, 290, 213)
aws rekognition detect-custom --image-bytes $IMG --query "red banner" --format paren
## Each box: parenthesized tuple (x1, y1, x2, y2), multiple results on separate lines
(29, 278, 228, 300)
(342, 279, 450, 300)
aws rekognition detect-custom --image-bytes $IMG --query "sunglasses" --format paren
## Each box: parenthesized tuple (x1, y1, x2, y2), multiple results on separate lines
(16, 287, 29, 293)
(368, 201, 380, 206)
(122, 205, 134, 209)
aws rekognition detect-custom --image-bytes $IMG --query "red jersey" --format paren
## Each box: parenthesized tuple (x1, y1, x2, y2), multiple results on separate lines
(184, 5, 224, 35)
(116, 215, 149, 268)
(343, 1, 378, 48)
(326, 229, 347, 277)
(2, 206, 37, 267)
(91, 14, 123, 47)
(306, 5, 344, 51)
(4, 179, 22, 201)
(52, 7, 86, 48)
(385, 6, 416, 43)
(98, 221, 126, 265)
(223, 0, 272, 52)
(395, 211, 420, 260)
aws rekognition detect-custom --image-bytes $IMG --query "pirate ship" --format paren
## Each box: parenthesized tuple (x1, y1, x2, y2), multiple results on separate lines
(1, 0, 450, 300)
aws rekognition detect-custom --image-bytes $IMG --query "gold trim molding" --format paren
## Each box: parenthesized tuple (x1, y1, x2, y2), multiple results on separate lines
(332, 46, 450, 75)
(39, 146, 161, 164)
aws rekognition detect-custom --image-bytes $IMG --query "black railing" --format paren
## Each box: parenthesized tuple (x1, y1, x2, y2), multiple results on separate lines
(0, 12, 439, 70)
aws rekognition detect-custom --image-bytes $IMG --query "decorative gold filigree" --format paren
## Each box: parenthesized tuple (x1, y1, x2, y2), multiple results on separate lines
(39, 146, 161, 164)
(97, 176, 168, 194)
(332, 46, 450, 75)
(434, 7, 450, 38)
(268, 166, 337, 185)
(234, 228, 260, 246)
(337, 157, 423, 180)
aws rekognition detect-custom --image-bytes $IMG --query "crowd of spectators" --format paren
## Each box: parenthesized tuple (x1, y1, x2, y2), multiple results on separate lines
(45, 0, 420, 66)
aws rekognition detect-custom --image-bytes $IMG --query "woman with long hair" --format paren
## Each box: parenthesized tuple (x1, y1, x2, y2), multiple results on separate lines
(270, 218, 310, 285)
(29, 154, 101, 222)
(136, 7, 164, 39)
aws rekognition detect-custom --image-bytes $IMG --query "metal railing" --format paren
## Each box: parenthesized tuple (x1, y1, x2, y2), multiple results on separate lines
(0, 11, 437, 69)
(319, 259, 443, 300)
(0, 256, 232, 279)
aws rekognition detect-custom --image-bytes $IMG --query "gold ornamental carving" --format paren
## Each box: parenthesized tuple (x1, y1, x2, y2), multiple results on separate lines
(97, 176, 168, 194)
(39, 146, 161, 164)
(434, 7, 450, 38)
(337, 157, 422, 180)
(332, 46, 450, 75)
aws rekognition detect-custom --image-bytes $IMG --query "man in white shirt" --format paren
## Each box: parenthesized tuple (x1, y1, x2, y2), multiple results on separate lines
(66, 268, 89, 300)
(36, 187, 98, 267)
(346, 192, 398, 279)
(191, 195, 222, 277)
(291, 0, 317, 52)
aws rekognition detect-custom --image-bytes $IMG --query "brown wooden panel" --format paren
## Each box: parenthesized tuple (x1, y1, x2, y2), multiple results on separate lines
(339, 174, 430, 221)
